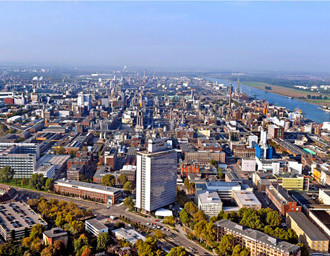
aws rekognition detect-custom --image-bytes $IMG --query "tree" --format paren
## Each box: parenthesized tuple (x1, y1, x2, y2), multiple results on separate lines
(176, 189, 189, 207)
(97, 232, 112, 251)
(266, 211, 281, 227)
(179, 209, 190, 225)
(136, 237, 162, 256)
(163, 216, 176, 226)
(124, 196, 135, 210)
(184, 178, 190, 188)
(217, 167, 223, 179)
(40, 245, 56, 256)
(297, 243, 309, 256)
(210, 159, 218, 167)
(184, 202, 198, 216)
(194, 220, 207, 241)
(74, 235, 89, 255)
(117, 174, 128, 185)
(45, 178, 54, 191)
(29, 173, 45, 190)
(54, 147, 66, 155)
(217, 234, 235, 256)
(193, 210, 207, 222)
(167, 247, 188, 256)
(101, 174, 115, 187)
(154, 230, 164, 239)
(80, 246, 92, 256)
(123, 181, 134, 192)
(0, 166, 14, 183)
(30, 224, 45, 240)
(68, 220, 84, 235)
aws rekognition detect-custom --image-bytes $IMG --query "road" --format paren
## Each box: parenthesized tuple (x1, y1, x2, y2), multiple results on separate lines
(16, 187, 214, 256)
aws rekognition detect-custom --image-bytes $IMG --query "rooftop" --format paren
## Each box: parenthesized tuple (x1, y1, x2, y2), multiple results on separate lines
(85, 218, 108, 231)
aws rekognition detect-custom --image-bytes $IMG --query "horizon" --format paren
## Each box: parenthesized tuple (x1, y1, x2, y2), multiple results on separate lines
(1, 2, 330, 73)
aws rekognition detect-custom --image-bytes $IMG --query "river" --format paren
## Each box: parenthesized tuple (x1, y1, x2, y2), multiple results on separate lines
(206, 77, 329, 124)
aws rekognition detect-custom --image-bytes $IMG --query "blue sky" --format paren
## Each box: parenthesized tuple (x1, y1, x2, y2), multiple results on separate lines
(0, 1, 329, 72)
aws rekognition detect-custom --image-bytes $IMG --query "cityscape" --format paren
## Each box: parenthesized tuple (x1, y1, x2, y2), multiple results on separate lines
(0, 2, 329, 256)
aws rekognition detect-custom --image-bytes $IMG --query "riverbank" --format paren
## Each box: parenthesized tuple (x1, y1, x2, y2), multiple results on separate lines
(243, 81, 330, 107)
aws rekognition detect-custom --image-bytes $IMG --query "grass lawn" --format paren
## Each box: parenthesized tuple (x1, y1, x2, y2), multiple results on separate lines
(1, 179, 35, 190)
(243, 81, 330, 106)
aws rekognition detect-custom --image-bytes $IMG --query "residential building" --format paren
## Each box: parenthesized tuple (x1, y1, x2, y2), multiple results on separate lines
(215, 219, 301, 256)
(136, 138, 177, 212)
(286, 212, 329, 253)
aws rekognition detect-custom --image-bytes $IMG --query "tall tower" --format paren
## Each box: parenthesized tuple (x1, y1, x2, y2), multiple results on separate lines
(228, 84, 232, 108)
(136, 138, 177, 212)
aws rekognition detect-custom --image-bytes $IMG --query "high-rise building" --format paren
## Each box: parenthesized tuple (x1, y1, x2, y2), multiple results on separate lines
(136, 138, 177, 212)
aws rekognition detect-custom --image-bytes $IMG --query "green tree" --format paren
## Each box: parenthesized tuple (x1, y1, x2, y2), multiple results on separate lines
(266, 211, 281, 227)
(123, 181, 134, 192)
(74, 235, 89, 255)
(29, 173, 45, 190)
(54, 147, 66, 155)
(217, 167, 223, 179)
(163, 216, 177, 226)
(97, 232, 112, 251)
(117, 174, 128, 185)
(194, 220, 207, 241)
(184, 177, 190, 188)
(193, 210, 207, 222)
(184, 202, 198, 216)
(124, 196, 135, 211)
(101, 174, 115, 187)
(154, 230, 165, 239)
(0, 166, 14, 183)
(167, 247, 188, 256)
(217, 234, 235, 256)
(179, 209, 190, 225)
(136, 237, 162, 256)
(45, 178, 54, 191)
(210, 159, 218, 167)
(30, 224, 45, 240)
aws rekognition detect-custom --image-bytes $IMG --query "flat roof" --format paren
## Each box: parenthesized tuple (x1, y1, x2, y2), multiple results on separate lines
(86, 218, 108, 231)
(233, 191, 262, 207)
(310, 210, 330, 231)
(0, 202, 47, 232)
(287, 212, 328, 241)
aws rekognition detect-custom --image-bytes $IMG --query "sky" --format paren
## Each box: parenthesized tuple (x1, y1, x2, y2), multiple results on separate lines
(0, 1, 330, 72)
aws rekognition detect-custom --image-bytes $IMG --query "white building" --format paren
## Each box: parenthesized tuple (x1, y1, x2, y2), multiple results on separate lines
(112, 228, 146, 245)
(136, 138, 177, 212)
(241, 158, 256, 172)
(319, 189, 330, 205)
(85, 218, 108, 237)
(197, 190, 223, 217)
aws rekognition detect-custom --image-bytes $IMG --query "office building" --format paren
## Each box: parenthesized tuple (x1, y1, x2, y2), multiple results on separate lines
(286, 212, 329, 253)
(266, 185, 301, 216)
(197, 190, 223, 217)
(136, 138, 177, 212)
(215, 219, 301, 256)
(54, 179, 122, 204)
(112, 228, 146, 245)
(85, 218, 108, 237)
(233, 191, 262, 210)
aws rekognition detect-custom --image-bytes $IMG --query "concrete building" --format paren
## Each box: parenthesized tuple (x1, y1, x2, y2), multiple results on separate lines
(136, 138, 177, 212)
(241, 158, 256, 172)
(215, 219, 301, 256)
(319, 189, 330, 205)
(266, 185, 301, 216)
(309, 210, 330, 239)
(85, 218, 108, 237)
(54, 179, 122, 204)
(233, 191, 262, 210)
(0, 202, 47, 241)
(197, 190, 223, 217)
(268, 124, 284, 139)
(286, 212, 329, 253)
(43, 228, 68, 248)
(37, 154, 70, 178)
(112, 228, 146, 245)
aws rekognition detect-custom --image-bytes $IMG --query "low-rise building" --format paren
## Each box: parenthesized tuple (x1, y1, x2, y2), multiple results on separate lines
(43, 227, 68, 248)
(85, 218, 108, 237)
(319, 189, 330, 205)
(197, 190, 222, 217)
(286, 212, 329, 253)
(214, 219, 301, 256)
(266, 185, 301, 216)
(54, 179, 122, 204)
(232, 191, 262, 210)
(112, 228, 146, 245)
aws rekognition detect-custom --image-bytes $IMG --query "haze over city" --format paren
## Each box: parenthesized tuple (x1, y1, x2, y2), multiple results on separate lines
(1, 1, 330, 72)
